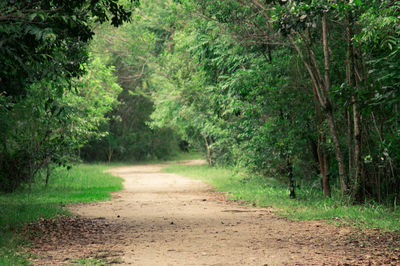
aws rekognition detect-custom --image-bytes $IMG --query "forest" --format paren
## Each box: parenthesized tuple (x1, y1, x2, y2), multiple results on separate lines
(2, 0, 400, 264)
(1, 0, 400, 204)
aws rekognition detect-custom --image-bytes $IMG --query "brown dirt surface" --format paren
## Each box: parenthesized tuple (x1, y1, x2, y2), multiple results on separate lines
(27, 160, 400, 265)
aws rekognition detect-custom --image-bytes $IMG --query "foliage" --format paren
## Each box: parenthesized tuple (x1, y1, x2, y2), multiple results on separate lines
(354, 0, 400, 204)
(142, 0, 400, 205)
(0, 0, 135, 98)
(0, 0, 134, 191)
(80, 4, 181, 162)
(0, 55, 121, 191)
(149, 1, 318, 196)
(1, 0, 399, 211)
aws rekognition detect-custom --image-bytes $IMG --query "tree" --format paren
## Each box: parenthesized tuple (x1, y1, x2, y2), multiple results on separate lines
(0, 0, 134, 191)
(148, 0, 400, 203)
(0, 0, 135, 98)
(0, 55, 121, 191)
(80, 1, 181, 162)
(147, 1, 319, 198)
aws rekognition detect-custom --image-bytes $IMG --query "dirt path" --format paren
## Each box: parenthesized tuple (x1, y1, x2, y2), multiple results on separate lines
(30, 160, 399, 265)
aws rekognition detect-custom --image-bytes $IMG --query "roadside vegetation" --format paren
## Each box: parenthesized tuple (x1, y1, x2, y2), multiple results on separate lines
(0, 164, 123, 265)
(0, 152, 200, 265)
(163, 163, 400, 233)
(3, 0, 400, 207)
(1, 0, 400, 263)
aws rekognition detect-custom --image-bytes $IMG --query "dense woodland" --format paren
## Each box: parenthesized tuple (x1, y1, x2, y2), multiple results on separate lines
(1, 0, 399, 206)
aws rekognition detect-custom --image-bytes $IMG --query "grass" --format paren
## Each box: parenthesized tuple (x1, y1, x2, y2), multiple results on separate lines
(162, 163, 400, 232)
(0, 163, 123, 265)
(4, 152, 397, 263)
(0, 152, 202, 265)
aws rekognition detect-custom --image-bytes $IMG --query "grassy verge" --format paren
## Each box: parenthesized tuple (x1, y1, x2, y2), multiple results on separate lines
(0, 152, 202, 264)
(0, 164, 123, 265)
(162, 163, 400, 232)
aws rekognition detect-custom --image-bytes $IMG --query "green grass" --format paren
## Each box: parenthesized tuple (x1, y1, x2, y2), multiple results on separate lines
(0, 163, 123, 265)
(0, 152, 203, 265)
(162, 163, 400, 232)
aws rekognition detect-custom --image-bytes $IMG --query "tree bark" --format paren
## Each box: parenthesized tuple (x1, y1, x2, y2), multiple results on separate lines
(45, 161, 51, 187)
(347, 110, 353, 184)
(322, 13, 348, 195)
(204, 136, 213, 166)
(321, 13, 346, 195)
(346, 14, 364, 202)
(107, 144, 113, 163)
(287, 157, 296, 199)
(322, 147, 331, 198)
(326, 113, 348, 194)
(317, 126, 331, 197)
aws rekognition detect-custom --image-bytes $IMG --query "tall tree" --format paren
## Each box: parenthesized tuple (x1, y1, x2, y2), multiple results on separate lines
(0, 0, 135, 191)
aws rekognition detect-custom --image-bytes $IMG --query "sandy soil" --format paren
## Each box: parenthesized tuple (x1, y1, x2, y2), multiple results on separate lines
(29, 160, 400, 265)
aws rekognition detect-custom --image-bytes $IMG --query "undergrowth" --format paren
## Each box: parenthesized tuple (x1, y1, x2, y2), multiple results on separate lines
(162, 163, 400, 232)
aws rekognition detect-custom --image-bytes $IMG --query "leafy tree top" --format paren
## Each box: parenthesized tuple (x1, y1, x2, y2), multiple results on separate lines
(0, 0, 137, 98)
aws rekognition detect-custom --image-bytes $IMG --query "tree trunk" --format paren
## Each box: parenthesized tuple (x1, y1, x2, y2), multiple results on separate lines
(317, 127, 331, 197)
(287, 157, 296, 199)
(308, 135, 322, 175)
(346, 14, 364, 202)
(352, 99, 364, 201)
(326, 113, 348, 194)
(107, 143, 113, 163)
(322, 147, 331, 198)
(45, 161, 51, 188)
(347, 110, 353, 184)
(321, 13, 348, 195)
(204, 136, 213, 166)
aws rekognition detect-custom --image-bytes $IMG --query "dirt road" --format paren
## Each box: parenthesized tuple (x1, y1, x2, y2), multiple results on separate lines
(30, 160, 399, 265)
